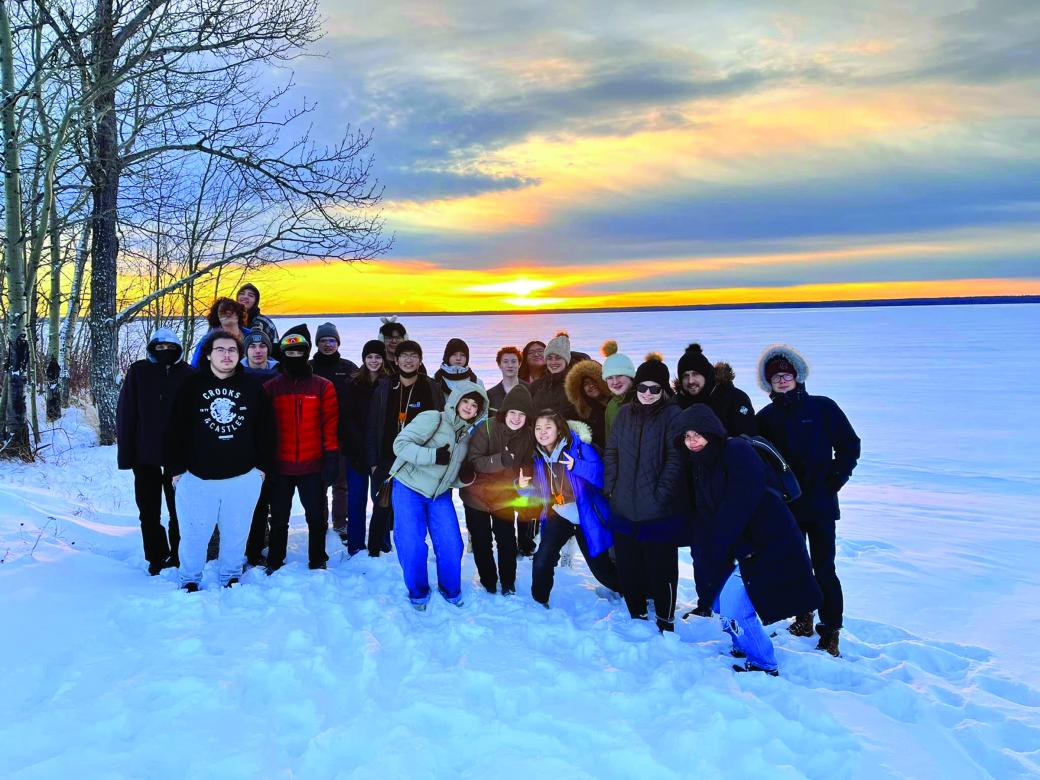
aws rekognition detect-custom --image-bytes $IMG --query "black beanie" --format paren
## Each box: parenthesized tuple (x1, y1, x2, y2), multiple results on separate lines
(634, 352, 670, 388)
(442, 337, 470, 365)
(498, 384, 534, 419)
(279, 324, 312, 357)
(395, 339, 422, 359)
(361, 339, 386, 361)
(316, 322, 340, 345)
(677, 343, 714, 381)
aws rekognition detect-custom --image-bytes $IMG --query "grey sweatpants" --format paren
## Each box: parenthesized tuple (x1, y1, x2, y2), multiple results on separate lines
(175, 469, 263, 587)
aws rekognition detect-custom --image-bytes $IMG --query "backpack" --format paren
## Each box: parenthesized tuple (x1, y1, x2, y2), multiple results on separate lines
(738, 434, 802, 503)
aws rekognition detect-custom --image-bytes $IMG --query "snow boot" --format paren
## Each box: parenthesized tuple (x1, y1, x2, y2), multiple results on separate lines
(224, 577, 239, 588)
(733, 661, 779, 677)
(788, 612, 815, 637)
(411, 602, 427, 612)
(181, 582, 200, 593)
(683, 604, 713, 620)
(816, 627, 841, 657)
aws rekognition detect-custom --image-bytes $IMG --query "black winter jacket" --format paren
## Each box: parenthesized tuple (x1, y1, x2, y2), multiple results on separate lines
(679, 404, 822, 625)
(675, 363, 757, 437)
(604, 398, 690, 535)
(165, 366, 275, 480)
(756, 385, 860, 526)
(117, 347, 194, 469)
(344, 375, 379, 471)
(365, 374, 444, 468)
(529, 366, 578, 419)
(311, 352, 359, 452)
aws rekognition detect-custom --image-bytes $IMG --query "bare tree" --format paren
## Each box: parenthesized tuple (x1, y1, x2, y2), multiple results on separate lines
(41, 0, 388, 444)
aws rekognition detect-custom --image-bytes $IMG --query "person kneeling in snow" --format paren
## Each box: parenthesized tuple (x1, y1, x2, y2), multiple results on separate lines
(165, 332, 275, 591)
(390, 381, 488, 609)
(679, 404, 822, 675)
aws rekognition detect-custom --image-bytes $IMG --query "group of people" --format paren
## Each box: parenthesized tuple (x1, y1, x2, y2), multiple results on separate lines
(117, 283, 861, 675)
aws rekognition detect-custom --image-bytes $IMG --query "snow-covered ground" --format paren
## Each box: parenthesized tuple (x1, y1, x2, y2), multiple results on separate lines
(2, 304, 1038, 779)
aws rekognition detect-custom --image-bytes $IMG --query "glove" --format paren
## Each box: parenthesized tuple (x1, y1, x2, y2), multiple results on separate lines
(458, 463, 476, 485)
(321, 452, 339, 488)
(435, 445, 451, 465)
(825, 471, 849, 493)
(499, 447, 515, 468)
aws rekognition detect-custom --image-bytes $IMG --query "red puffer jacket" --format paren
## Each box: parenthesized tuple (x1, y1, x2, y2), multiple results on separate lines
(264, 372, 339, 475)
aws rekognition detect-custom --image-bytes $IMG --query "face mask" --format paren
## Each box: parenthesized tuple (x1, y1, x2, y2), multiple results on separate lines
(282, 353, 310, 377)
(153, 348, 178, 365)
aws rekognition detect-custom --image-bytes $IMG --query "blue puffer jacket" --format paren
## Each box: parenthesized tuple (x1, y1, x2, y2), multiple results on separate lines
(521, 425, 613, 559)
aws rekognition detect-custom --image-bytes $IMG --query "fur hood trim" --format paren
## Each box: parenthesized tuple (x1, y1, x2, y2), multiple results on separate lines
(756, 344, 810, 393)
(564, 359, 609, 419)
(714, 361, 735, 384)
(567, 419, 593, 444)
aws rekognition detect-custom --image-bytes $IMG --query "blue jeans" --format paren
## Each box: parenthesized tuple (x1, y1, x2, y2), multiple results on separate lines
(344, 463, 370, 555)
(714, 569, 778, 672)
(392, 481, 463, 605)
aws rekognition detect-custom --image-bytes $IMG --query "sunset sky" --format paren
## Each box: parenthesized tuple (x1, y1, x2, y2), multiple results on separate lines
(248, 1, 1039, 314)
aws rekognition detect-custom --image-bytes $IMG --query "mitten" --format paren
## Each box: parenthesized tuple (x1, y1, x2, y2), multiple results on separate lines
(435, 445, 451, 465)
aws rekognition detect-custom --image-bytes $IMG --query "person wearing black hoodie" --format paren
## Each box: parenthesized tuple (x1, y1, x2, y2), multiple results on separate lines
(165, 331, 274, 590)
(674, 343, 757, 437)
(237, 283, 279, 345)
(604, 354, 689, 632)
(341, 340, 392, 556)
(461, 384, 535, 594)
(117, 327, 195, 575)
(311, 322, 359, 536)
(678, 404, 822, 675)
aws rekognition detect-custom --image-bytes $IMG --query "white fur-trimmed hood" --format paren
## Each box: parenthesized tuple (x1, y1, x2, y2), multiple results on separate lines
(756, 344, 810, 393)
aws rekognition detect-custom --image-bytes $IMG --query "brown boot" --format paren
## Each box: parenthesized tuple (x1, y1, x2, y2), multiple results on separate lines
(816, 627, 841, 657)
(788, 612, 814, 637)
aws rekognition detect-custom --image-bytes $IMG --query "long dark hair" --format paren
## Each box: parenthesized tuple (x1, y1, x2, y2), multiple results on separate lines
(518, 340, 546, 382)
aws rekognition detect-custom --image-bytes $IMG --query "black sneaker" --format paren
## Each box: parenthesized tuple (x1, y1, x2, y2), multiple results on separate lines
(181, 582, 200, 593)
(502, 587, 516, 596)
(308, 562, 327, 571)
(733, 661, 779, 677)
(224, 577, 239, 588)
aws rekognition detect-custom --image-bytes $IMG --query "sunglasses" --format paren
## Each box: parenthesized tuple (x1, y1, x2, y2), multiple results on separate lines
(636, 383, 663, 395)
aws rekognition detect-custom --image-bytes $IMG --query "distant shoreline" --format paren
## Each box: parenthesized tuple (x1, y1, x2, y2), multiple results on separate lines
(271, 295, 1040, 319)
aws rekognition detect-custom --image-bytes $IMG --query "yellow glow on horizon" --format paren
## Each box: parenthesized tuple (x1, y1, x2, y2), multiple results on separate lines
(385, 84, 987, 234)
(468, 278, 555, 297)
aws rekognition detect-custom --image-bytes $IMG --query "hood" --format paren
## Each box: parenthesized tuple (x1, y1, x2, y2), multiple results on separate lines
(567, 419, 593, 444)
(673, 404, 727, 443)
(444, 379, 490, 430)
(714, 361, 735, 384)
(756, 344, 810, 394)
(146, 327, 183, 363)
(564, 359, 609, 418)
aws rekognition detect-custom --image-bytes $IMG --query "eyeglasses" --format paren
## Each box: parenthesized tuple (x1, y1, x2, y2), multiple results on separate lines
(211, 347, 238, 356)
(636, 383, 663, 395)
(527, 350, 545, 357)
(770, 373, 795, 383)
(317, 338, 338, 346)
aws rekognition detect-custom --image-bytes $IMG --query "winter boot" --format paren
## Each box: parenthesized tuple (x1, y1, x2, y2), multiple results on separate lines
(788, 612, 815, 637)
(224, 577, 239, 588)
(683, 604, 713, 619)
(733, 661, 779, 677)
(181, 582, 200, 593)
(816, 627, 841, 657)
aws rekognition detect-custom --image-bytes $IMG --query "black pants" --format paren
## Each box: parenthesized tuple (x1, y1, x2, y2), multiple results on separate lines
(804, 519, 843, 629)
(531, 512, 619, 605)
(132, 465, 179, 565)
(244, 479, 272, 565)
(367, 461, 394, 556)
(517, 507, 538, 556)
(464, 505, 518, 592)
(269, 473, 328, 568)
(689, 544, 712, 610)
(614, 531, 679, 630)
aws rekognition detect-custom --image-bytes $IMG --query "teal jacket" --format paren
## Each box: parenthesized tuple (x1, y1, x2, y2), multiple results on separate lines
(391, 381, 489, 499)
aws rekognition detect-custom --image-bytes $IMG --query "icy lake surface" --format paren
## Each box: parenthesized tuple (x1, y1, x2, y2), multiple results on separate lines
(1, 304, 1038, 778)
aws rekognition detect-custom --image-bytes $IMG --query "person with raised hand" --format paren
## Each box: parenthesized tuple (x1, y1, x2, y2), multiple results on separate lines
(236, 283, 279, 345)
(390, 381, 489, 609)
(520, 409, 620, 607)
